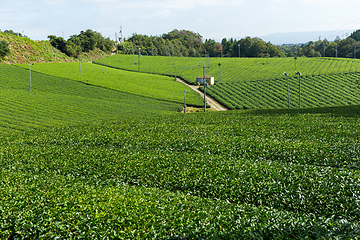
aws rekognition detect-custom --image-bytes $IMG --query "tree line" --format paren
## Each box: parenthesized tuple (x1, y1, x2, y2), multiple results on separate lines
(48, 29, 114, 58)
(123, 29, 360, 59)
(120, 29, 282, 58)
(2, 28, 360, 60)
(282, 31, 360, 59)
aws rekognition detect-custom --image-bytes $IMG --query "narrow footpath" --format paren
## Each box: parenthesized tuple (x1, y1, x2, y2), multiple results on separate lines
(176, 78, 227, 111)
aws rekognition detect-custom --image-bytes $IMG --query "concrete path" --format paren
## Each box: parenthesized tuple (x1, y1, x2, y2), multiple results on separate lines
(176, 78, 227, 111)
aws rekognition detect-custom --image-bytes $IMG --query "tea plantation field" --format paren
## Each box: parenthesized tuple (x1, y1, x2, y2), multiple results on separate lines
(15, 62, 204, 107)
(204, 72, 360, 109)
(1, 106, 360, 238)
(0, 64, 180, 132)
(96, 54, 360, 84)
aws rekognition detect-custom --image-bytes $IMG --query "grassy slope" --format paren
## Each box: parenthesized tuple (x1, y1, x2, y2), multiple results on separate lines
(1, 106, 360, 238)
(205, 72, 360, 109)
(16, 62, 204, 107)
(96, 54, 360, 83)
(98, 54, 360, 110)
(0, 64, 180, 133)
(0, 32, 110, 64)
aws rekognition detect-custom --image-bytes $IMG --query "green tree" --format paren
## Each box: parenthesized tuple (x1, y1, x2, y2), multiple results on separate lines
(0, 40, 10, 59)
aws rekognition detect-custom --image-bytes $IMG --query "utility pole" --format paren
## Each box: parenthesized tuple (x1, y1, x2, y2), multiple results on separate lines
(115, 32, 118, 54)
(101, 53, 103, 73)
(138, 47, 141, 73)
(183, 90, 187, 113)
(355, 45, 357, 61)
(132, 48, 135, 64)
(7, 42, 11, 64)
(284, 72, 290, 108)
(202, 64, 208, 112)
(295, 46, 297, 73)
(174, 66, 177, 81)
(336, 43, 338, 58)
(79, 58, 83, 83)
(29, 64, 32, 91)
(56, 44, 58, 62)
(120, 26, 123, 54)
(218, 63, 222, 84)
(296, 71, 301, 108)
(172, 44, 174, 64)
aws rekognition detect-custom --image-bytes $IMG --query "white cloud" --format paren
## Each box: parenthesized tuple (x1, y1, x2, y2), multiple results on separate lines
(89, 0, 247, 10)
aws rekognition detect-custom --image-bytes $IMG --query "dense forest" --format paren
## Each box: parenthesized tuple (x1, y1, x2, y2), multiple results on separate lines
(122, 29, 360, 59)
(119, 29, 281, 58)
(2, 28, 360, 60)
(47, 29, 114, 58)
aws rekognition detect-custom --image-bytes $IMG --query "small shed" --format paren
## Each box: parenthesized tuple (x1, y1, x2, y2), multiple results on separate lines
(196, 77, 214, 86)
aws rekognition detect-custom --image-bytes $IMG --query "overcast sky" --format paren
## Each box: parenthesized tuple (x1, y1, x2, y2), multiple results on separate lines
(1, 0, 360, 43)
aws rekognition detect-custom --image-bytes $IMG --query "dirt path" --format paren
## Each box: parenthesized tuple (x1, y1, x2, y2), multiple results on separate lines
(176, 78, 227, 111)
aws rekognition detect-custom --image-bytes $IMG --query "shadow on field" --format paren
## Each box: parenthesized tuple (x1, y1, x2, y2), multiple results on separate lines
(246, 105, 360, 118)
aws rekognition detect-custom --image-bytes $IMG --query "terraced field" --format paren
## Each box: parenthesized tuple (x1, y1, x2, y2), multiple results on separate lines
(1, 59, 360, 239)
(1, 106, 360, 238)
(96, 54, 360, 84)
(204, 72, 360, 109)
(97, 55, 360, 110)
(15, 62, 204, 107)
(0, 64, 180, 132)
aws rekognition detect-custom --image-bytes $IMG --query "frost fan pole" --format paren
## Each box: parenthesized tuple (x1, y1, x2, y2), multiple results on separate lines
(79, 58, 83, 83)
(202, 64, 208, 112)
(138, 47, 141, 73)
(183, 90, 187, 113)
(29, 64, 32, 91)
(284, 72, 290, 108)
(296, 71, 301, 108)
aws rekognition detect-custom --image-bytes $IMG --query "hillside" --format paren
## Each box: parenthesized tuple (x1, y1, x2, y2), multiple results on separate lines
(0, 64, 180, 132)
(96, 54, 360, 109)
(1, 106, 360, 238)
(15, 62, 204, 108)
(0, 32, 108, 64)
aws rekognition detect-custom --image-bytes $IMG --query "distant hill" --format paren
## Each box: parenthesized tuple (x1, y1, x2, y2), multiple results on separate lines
(259, 30, 355, 45)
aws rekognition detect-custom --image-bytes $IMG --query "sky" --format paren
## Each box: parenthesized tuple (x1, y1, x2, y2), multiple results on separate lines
(1, 0, 360, 44)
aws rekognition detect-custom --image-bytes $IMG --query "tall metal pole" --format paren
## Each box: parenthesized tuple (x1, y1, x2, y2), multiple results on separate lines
(29, 64, 32, 91)
(115, 32, 118, 54)
(296, 71, 301, 108)
(355, 46, 357, 61)
(336, 43, 338, 58)
(218, 63, 222, 84)
(174, 66, 177, 81)
(202, 64, 208, 112)
(183, 90, 186, 113)
(172, 44, 174, 64)
(238, 44, 240, 58)
(101, 53, 103, 73)
(132, 48, 135, 64)
(295, 46, 297, 73)
(138, 47, 141, 73)
(7, 42, 11, 64)
(284, 72, 290, 108)
(79, 58, 83, 83)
